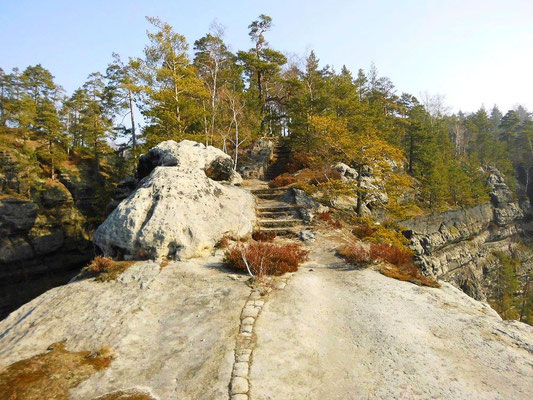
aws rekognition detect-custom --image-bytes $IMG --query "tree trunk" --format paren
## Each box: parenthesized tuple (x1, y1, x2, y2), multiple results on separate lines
(356, 164, 363, 216)
(409, 133, 414, 173)
(128, 89, 136, 160)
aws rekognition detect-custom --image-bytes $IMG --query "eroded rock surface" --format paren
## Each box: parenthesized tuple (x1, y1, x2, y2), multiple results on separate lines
(95, 140, 255, 261)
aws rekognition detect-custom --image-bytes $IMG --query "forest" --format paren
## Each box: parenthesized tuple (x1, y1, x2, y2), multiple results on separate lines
(0, 14, 532, 214)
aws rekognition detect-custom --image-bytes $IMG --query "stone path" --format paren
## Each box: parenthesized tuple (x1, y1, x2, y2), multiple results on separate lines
(229, 275, 292, 400)
(248, 233, 533, 400)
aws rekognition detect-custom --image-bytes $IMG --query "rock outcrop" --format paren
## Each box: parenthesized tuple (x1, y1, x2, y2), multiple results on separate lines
(0, 179, 94, 319)
(331, 162, 389, 216)
(94, 140, 255, 261)
(238, 138, 275, 179)
(400, 168, 527, 300)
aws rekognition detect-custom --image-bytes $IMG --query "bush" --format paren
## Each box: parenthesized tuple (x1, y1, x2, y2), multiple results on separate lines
(369, 243, 413, 267)
(268, 173, 297, 188)
(338, 243, 370, 266)
(215, 235, 232, 249)
(317, 211, 332, 222)
(81, 256, 134, 282)
(351, 218, 375, 239)
(224, 241, 309, 277)
(286, 152, 313, 173)
(252, 230, 277, 242)
(309, 168, 343, 186)
(87, 256, 114, 274)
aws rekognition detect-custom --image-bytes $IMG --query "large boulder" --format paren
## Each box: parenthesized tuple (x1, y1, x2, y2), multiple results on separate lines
(136, 140, 242, 183)
(95, 141, 255, 261)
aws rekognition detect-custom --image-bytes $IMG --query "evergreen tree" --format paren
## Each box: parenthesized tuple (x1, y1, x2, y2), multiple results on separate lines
(140, 17, 208, 146)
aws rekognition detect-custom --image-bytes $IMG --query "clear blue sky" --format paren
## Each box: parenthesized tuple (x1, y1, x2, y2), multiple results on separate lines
(1, 0, 532, 113)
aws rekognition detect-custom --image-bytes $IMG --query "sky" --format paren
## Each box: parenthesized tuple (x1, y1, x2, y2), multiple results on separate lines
(1, 0, 532, 114)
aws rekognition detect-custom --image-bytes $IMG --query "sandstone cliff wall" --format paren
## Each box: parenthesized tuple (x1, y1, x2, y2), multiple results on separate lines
(400, 168, 528, 301)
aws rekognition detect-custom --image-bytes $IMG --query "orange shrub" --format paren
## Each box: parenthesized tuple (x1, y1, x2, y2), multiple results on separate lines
(224, 242, 309, 277)
(215, 235, 232, 249)
(87, 256, 114, 274)
(310, 168, 342, 186)
(352, 221, 375, 239)
(369, 243, 413, 266)
(268, 173, 297, 188)
(338, 243, 370, 266)
(380, 264, 440, 288)
(286, 152, 313, 173)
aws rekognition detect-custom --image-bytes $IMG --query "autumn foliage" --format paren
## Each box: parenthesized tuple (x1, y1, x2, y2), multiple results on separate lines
(268, 173, 297, 188)
(224, 241, 309, 277)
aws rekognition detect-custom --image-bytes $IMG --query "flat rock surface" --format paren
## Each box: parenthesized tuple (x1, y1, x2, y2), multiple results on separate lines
(0, 257, 249, 400)
(1, 235, 532, 399)
(250, 236, 533, 400)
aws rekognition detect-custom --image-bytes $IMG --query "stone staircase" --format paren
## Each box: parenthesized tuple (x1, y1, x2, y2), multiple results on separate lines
(252, 187, 304, 237)
(264, 140, 291, 181)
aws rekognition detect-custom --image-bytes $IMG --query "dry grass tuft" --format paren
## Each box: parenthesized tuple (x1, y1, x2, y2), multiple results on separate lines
(0, 341, 114, 400)
(369, 243, 413, 267)
(338, 243, 370, 266)
(94, 389, 157, 400)
(159, 259, 170, 270)
(81, 256, 135, 282)
(379, 264, 440, 288)
(224, 241, 309, 277)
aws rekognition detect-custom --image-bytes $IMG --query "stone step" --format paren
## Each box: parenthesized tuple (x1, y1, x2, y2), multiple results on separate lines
(251, 188, 288, 195)
(258, 219, 302, 228)
(257, 210, 300, 219)
(256, 204, 300, 212)
(255, 192, 284, 200)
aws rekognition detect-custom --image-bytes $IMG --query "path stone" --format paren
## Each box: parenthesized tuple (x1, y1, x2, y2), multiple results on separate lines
(241, 306, 259, 318)
(241, 325, 253, 334)
(233, 362, 249, 377)
(230, 395, 248, 400)
(230, 377, 249, 395)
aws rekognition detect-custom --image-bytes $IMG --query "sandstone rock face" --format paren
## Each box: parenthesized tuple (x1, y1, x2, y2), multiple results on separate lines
(0, 258, 250, 399)
(238, 139, 275, 179)
(0, 184, 93, 319)
(95, 141, 255, 261)
(293, 188, 328, 224)
(401, 168, 527, 301)
(136, 140, 241, 183)
(327, 163, 389, 216)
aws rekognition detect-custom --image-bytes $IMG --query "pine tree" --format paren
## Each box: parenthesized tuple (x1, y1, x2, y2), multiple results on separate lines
(141, 17, 208, 145)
